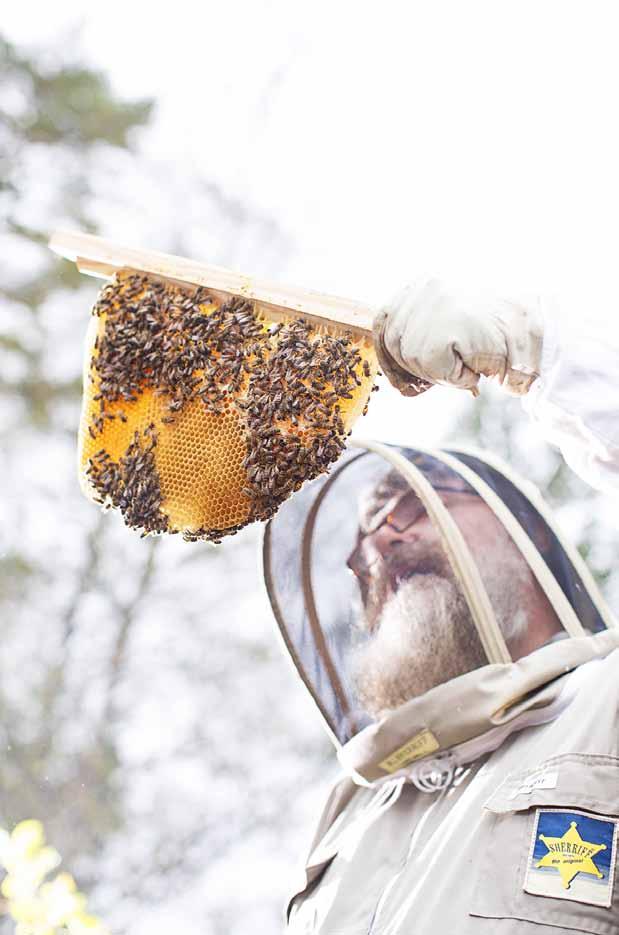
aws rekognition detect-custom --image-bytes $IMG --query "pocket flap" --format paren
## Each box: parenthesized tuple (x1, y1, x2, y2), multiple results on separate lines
(485, 754, 619, 815)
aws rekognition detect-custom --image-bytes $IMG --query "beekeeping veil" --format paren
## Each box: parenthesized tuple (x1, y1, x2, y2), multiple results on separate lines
(263, 442, 619, 785)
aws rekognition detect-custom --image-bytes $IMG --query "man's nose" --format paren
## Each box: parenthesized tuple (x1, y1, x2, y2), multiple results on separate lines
(363, 522, 413, 563)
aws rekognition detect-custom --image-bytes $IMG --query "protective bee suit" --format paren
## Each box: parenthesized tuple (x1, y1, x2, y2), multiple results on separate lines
(263, 282, 619, 934)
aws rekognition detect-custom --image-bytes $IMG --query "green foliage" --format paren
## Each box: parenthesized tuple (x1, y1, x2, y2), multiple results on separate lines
(0, 32, 149, 452)
(0, 33, 153, 432)
(0, 36, 152, 149)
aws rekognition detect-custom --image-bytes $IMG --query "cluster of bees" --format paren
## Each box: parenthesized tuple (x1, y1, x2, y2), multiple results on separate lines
(83, 271, 376, 541)
(87, 423, 169, 535)
(239, 318, 370, 523)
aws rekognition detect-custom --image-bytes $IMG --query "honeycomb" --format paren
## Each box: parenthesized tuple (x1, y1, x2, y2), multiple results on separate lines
(78, 270, 378, 541)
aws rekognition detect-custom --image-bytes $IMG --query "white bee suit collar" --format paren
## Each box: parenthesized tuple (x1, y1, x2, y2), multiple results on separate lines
(358, 648, 607, 793)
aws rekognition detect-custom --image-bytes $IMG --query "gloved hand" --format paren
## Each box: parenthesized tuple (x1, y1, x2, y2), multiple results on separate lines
(373, 278, 545, 397)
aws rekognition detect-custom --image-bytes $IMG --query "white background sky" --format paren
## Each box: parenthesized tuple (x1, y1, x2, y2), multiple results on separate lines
(7, 0, 619, 448)
(8, 2, 619, 293)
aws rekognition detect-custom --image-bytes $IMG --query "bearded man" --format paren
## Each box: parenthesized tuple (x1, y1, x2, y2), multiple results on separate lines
(263, 278, 619, 934)
(348, 465, 563, 716)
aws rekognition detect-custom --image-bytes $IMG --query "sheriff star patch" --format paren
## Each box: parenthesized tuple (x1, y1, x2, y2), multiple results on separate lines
(524, 808, 618, 908)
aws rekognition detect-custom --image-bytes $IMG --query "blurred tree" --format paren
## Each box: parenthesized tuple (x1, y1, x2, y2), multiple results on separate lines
(0, 30, 326, 935)
(0, 33, 152, 422)
(0, 27, 157, 914)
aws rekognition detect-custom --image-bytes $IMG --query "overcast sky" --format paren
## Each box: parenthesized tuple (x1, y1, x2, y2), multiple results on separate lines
(6, 1, 619, 442)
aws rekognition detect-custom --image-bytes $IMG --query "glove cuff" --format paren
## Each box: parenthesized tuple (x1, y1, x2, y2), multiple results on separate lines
(372, 308, 434, 397)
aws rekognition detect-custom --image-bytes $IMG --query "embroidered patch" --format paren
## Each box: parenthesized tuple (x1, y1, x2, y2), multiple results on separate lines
(524, 808, 618, 907)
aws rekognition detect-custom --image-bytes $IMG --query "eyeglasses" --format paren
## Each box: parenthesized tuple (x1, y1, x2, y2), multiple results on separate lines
(362, 484, 479, 536)
(347, 483, 480, 583)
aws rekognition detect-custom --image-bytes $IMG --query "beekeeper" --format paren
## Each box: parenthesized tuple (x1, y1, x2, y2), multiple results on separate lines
(263, 279, 619, 934)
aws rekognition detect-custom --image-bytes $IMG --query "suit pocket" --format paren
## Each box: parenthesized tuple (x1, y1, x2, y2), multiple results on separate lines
(470, 754, 619, 934)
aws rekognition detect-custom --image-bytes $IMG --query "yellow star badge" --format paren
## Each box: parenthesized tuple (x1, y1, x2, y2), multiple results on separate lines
(524, 809, 617, 907)
(537, 820, 606, 888)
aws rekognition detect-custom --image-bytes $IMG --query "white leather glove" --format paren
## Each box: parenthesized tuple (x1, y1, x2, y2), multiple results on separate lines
(373, 278, 545, 397)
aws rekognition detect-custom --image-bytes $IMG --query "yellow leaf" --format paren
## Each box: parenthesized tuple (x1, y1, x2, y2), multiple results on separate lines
(0, 821, 110, 934)
(12, 822, 45, 858)
(69, 912, 110, 934)
(39, 873, 86, 925)
(1, 846, 62, 899)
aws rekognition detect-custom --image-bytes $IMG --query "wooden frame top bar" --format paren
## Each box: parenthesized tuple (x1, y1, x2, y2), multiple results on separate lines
(49, 230, 375, 337)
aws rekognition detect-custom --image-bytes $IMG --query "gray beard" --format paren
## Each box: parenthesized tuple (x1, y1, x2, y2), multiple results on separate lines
(351, 573, 486, 718)
(350, 537, 535, 718)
